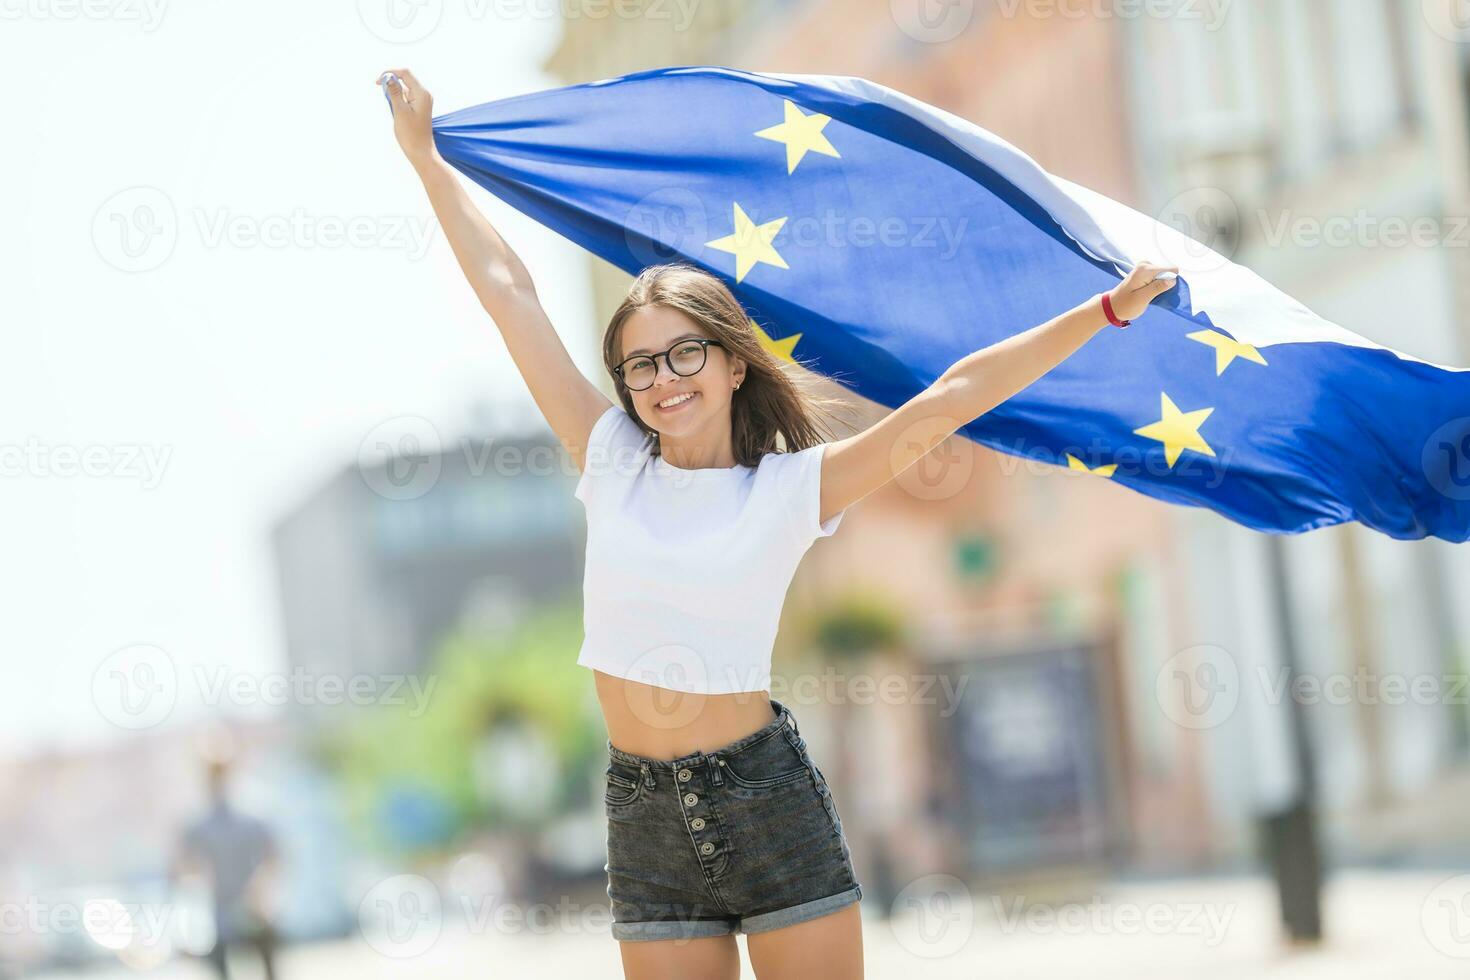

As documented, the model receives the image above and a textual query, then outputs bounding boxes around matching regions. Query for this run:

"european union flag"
[430,65,1470,543]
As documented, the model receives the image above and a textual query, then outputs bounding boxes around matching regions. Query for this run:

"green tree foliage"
[320,595,603,857]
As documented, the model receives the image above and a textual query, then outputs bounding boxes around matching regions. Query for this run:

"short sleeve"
[774,442,845,541]
[574,403,650,506]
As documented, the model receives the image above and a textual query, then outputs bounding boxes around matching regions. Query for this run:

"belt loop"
[707,752,724,786]
[640,762,655,790]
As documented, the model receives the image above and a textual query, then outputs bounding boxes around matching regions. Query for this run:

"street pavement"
[29,869,1470,979]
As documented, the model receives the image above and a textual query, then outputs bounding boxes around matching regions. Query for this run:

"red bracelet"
[1100,291,1130,329]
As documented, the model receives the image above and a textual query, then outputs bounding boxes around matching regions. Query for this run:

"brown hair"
[601,263,856,465]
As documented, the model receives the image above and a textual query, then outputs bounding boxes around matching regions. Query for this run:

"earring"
[734,382,742,390]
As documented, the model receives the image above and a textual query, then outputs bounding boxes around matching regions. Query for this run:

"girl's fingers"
[394,68,425,96]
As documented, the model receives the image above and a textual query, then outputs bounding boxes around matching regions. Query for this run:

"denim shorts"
[601,697,863,942]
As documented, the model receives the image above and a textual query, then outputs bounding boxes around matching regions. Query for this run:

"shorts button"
[699,841,715,856]
[678,768,691,782]
[683,793,698,807]
[690,817,705,830]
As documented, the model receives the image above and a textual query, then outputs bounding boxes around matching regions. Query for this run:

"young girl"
[379,67,1177,980]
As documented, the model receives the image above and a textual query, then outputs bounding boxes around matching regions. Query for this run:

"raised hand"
[1105,261,1180,323]
[377,68,437,166]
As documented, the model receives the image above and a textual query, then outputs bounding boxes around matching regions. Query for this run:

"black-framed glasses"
[614,338,725,391]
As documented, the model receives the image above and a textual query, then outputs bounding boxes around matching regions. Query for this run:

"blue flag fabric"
[429,65,1470,543]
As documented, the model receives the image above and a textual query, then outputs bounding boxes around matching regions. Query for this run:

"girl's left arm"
[817,263,1179,525]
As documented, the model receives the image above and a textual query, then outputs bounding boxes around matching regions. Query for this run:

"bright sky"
[0,0,596,753]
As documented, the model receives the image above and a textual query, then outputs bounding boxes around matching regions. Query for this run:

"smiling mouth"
[655,392,699,412]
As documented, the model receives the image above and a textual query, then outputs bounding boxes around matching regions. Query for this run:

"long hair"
[600,263,857,465]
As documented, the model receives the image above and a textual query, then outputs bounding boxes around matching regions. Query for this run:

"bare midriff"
[592,668,779,761]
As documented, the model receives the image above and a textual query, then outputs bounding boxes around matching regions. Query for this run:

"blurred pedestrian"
[171,759,281,980]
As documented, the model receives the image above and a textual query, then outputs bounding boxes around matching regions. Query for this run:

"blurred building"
[271,426,584,704]
[1124,0,1470,863]
[540,0,1470,904]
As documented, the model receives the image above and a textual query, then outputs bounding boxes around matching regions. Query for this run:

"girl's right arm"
[378,68,613,473]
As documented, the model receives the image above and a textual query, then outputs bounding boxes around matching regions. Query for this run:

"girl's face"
[618,305,745,440]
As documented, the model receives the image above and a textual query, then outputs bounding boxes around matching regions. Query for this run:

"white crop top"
[573,402,845,695]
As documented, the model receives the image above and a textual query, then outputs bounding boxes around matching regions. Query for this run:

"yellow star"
[1133,392,1216,468]
[1066,454,1117,478]
[749,319,801,363]
[1187,328,1268,376]
[754,100,841,174]
[705,202,789,283]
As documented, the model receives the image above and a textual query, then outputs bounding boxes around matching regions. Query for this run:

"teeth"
[658,392,695,409]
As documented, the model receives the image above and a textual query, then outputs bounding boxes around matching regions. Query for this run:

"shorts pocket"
[605,765,643,807]
[720,729,810,790]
